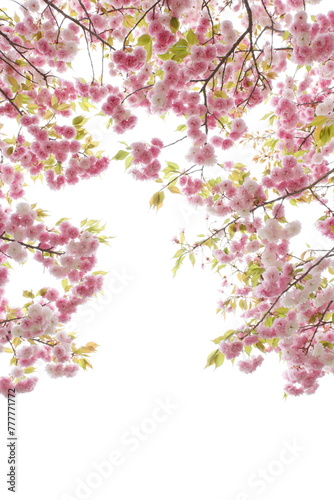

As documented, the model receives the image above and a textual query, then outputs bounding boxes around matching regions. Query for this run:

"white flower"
[149,92,167,110]
[285,320,298,337]
[7,242,27,263]
[312,153,323,164]
[28,304,43,318]
[42,306,54,320]
[294,32,310,47]
[282,291,296,307]
[282,220,301,239]
[244,178,258,196]
[316,98,333,117]
[25,0,40,12]
[282,89,295,100]
[258,218,283,242]
[16,202,32,215]
[11,325,24,337]
[64,41,79,57]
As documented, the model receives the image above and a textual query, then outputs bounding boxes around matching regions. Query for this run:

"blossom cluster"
[1,0,334,398]
[0,201,104,395]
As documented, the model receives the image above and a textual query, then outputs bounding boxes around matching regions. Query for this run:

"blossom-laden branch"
[1,0,334,398]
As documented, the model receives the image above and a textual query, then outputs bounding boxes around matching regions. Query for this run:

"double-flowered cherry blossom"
[1,0,334,396]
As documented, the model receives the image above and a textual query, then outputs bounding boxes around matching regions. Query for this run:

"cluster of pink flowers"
[147,19,176,54]
[317,217,334,239]
[289,11,334,64]
[237,355,264,374]
[113,47,147,73]
[201,177,265,220]
[274,97,299,130]
[101,93,138,134]
[0,114,110,193]
[219,340,243,360]
[0,376,38,396]
[45,362,79,378]
[130,139,164,180]
[179,176,203,197]
[0,199,104,394]
[1,0,334,399]
[263,156,309,194]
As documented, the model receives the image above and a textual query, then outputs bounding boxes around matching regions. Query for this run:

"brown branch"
[121,84,154,104]
[123,0,161,49]
[6,335,16,357]
[304,301,333,354]
[42,0,115,50]
[164,135,188,148]
[0,234,64,255]
[30,337,56,347]
[251,246,334,332]
[251,167,334,212]
[0,87,22,115]
[1,316,24,326]
[0,31,52,83]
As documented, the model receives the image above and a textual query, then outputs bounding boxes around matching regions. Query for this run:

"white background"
[1,0,334,498]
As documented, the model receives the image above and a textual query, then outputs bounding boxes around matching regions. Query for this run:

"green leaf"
[79,98,96,111]
[222,329,235,340]
[145,39,152,61]
[261,112,273,121]
[158,51,172,61]
[7,75,19,91]
[212,336,224,344]
[112,150,129,160]
[172,255,184,276]
[125,155,133,169]
[168,185,181,194]
[186,29,198,45]
[244,345,252,355]
[275,307,289,316]
[175,124,187,132]
[214,351,225,368]
[170,17,180,33]
[170,39,189,61]
[189,253,195,266]
[137,34,151,46]
[206,348,219,368]
[166,161,179,170]
[317,124,334,147]
[255,341,266,353]
[72,115,85,126]
[61,278,69,291]
[78,358,87,370]
[56,217,70,226]
[51,95,58,107]
[173,249,184,258]
[149,191,165,209]
[293,150,306,157]
[24,367,36,374]
[309,115,328,127]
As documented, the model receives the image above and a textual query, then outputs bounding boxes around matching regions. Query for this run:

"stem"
[6,335,16,357]
[304,301,333,354]
[122,0,161,49]
[251,246,334,332]
[42,0,115,50]
[251,167,334,212]
[0,234,64,256]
